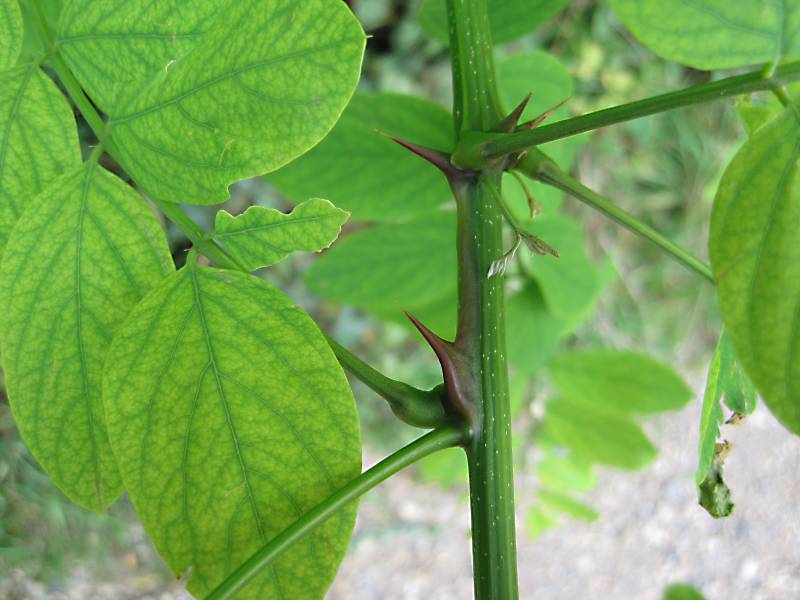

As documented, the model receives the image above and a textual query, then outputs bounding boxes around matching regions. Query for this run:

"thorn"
[404,311,473,422]
[497,93,532,133]
[518,97,570,130]
[376,130,458,179]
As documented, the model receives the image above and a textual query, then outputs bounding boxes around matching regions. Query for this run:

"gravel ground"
[4,397,799,600]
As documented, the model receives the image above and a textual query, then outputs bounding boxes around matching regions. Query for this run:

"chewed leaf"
[0,64,81,251]
[0,164,174,510]
[698,444,735,519]
[214,199,349,271]
[58,0,366,205]
[103,263,361,599]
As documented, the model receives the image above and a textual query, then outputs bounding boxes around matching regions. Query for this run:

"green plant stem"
[458,60,800,165]
[205,425,466,600]
[325,337,447,428]
[447,1,519,598]
[519,150,713,282]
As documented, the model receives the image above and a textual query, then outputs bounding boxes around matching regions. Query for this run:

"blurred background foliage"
[2,0,745,594]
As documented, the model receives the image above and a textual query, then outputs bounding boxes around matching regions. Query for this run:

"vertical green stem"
[446,2,519,598]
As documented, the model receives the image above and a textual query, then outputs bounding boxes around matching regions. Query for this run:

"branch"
[454,60,800,166]
[325,336,447,428]
[205,426,467,600]
[517,150,713,283]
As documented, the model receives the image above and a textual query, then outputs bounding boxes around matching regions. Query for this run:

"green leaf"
[269,93,454,222]
[710,109,800,435]
[0,64,81,251]
[506,283,567,377]
[213,199,349,271]
[418,0,568,46]
[550,350,693,414]
[663,584,708,600]
[0,164,174,510]
[103,263,361,599]
[526,505,558,538]
[698,449,735,518]
[735,96,779,137]
[58,0,366,205]
[0,0,23,69]
[541,398,657,470]
[696,336,727,486]
[609,0,800,70]
[536,454,597,494]
[537,489,598,522]
[718,330,758,415]
[305,212,457,315]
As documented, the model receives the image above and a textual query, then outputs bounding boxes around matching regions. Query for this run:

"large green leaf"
[550,350,692,414]
[418,0,568,46]
[0,164,174,510]
[0,63,81,251]
[0,0,22,69]
[609,0,800,70]
[710,109,800,434]
[305,212,457,315]
[103,262,361,599]
[541,398,657,470]
[270,93,454,222]
[213,199,348,271]
[58,0,365,205]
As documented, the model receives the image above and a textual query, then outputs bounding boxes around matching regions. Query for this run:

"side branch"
[457,61,800,166]
[205,426,467,600]
[518,150,713,282]
[325,337,448,428]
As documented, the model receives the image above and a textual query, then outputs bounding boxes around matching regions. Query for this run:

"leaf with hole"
[57,0,365,204]
[710,108,800,435]
[103,262,361,598]
[609,0,800,70]
[213,198,349,271]
[0,164,174,510]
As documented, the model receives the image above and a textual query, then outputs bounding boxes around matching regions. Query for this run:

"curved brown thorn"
[376,130,460,181]
[404,310,475,423]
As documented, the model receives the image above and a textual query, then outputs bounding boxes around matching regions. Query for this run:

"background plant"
[4,1,800,600]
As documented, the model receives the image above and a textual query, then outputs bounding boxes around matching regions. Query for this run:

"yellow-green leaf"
[58,0,366,205]
[214,199,349,271]
[0,164,174,510]
[103,263,361,599]
[0,64,80,251]
[0,0,22,69]
[710,109,800,434]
